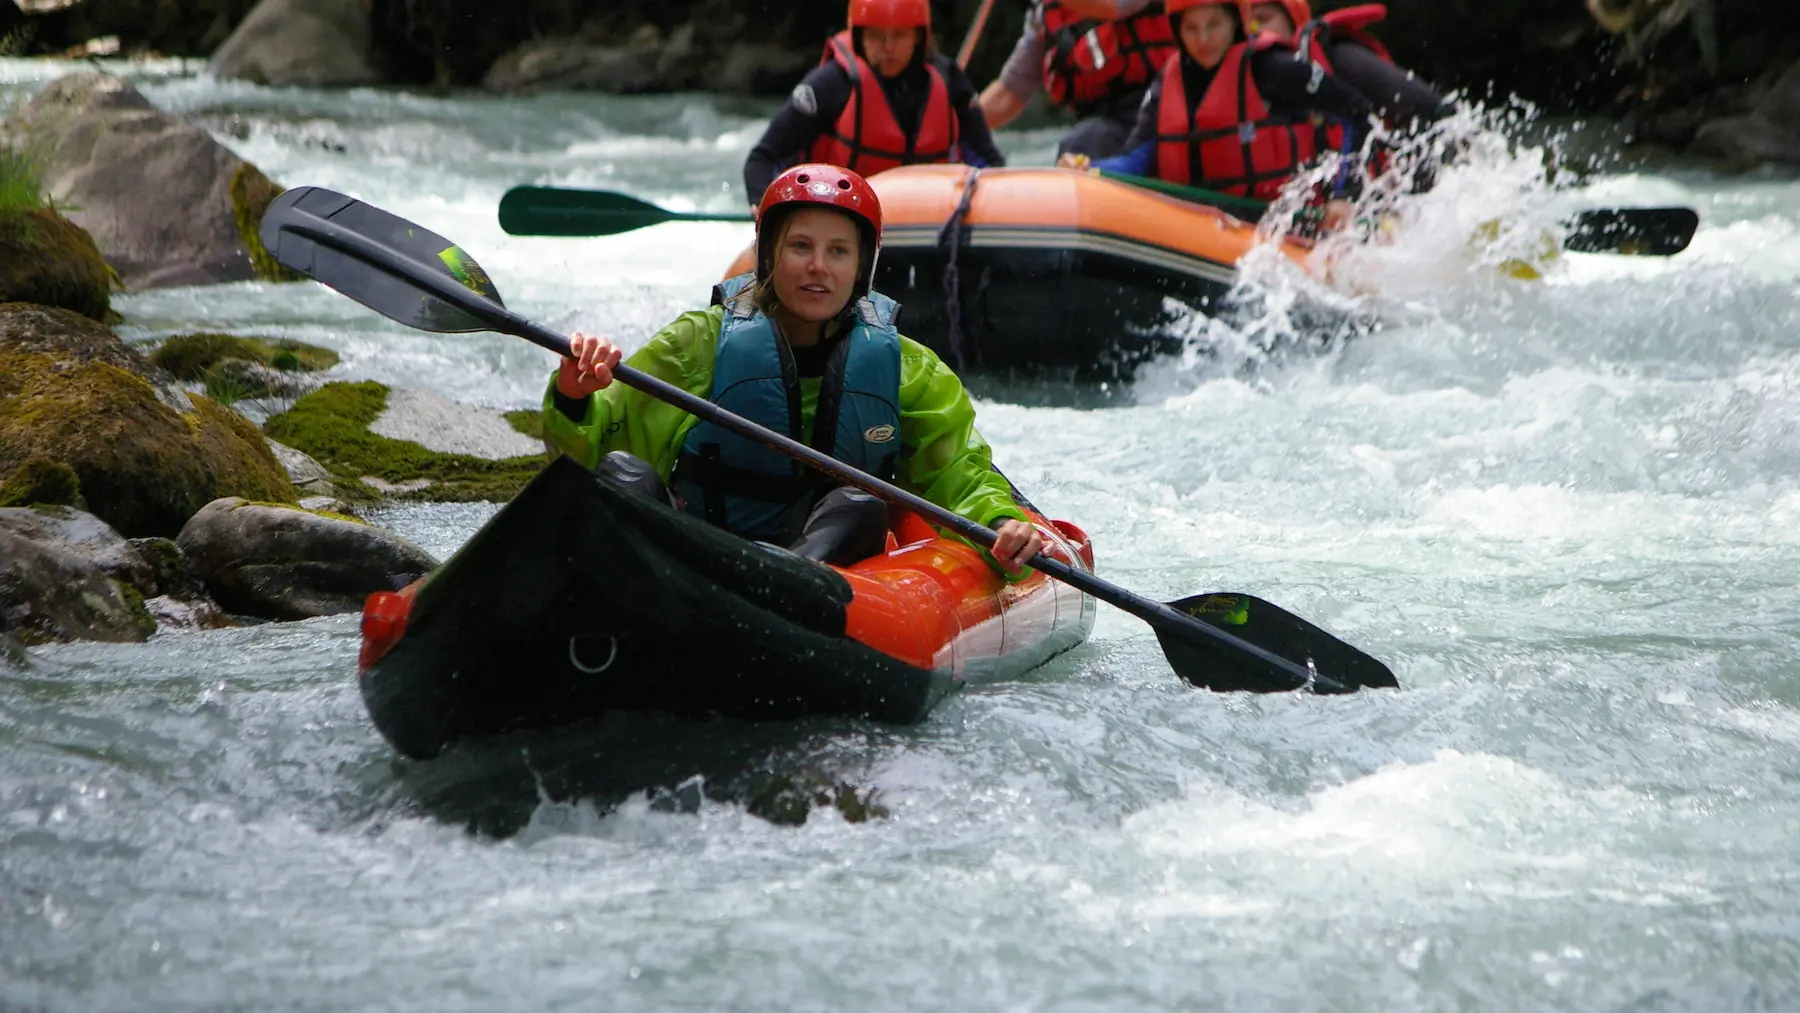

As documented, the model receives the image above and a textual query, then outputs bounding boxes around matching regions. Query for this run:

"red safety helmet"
[1166,0,1253,24]
[847,0,931,29]
[1247,0,1310,34]
[755,164,884,300]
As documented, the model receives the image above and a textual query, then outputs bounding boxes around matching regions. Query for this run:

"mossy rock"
[0,306,297,538]
[504,409,544,441]
[0,208,113,321]
[230,164,303,283]
[0,456,79,507]
[264,381,546,503]
[149,332,339,381]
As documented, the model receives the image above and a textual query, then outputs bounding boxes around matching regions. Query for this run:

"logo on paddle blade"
[863,424,897,443]
[438,246,493,297]
[1186,595,1250,626]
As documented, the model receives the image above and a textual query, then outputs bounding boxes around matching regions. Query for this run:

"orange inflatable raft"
[726,165,1317,379]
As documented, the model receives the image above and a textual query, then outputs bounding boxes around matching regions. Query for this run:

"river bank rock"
[208,0,380,87]
[0,71,297,289]
[0,207,113,322]
[1689,59,1800,166]
[0,505,156,644]
[177,497,437,619]
[148,331,338,404]
[263,381,546,503]
[0,302,296,539]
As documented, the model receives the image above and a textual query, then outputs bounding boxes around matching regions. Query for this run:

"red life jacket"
[1295,6,1391,164]
[1039,0,1178,112]
[1295,4,1392,72]
[809,31,961,177]
[1153,40,1320,200]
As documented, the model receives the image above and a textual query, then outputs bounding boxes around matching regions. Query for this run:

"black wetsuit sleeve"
[1326,42,1448,130]
[1119,76,1163,153]
[942,59,1006,167]
[743,63,854,205]
[1249,47,1375,127]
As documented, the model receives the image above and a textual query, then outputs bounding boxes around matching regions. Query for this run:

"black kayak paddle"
[260,185,1399,695]
[497,180,1699,259]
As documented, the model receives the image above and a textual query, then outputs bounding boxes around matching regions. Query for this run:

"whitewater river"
[5,59,1800,1012]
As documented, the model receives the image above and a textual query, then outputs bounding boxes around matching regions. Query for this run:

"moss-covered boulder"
[264,381,547,502]
[177,497,437,620]
[150,332,339,380]
[2,71,297,289]
[0,456,80,508]
[0,207,113,321]
[0,303,296,538]
[0,505,157,645]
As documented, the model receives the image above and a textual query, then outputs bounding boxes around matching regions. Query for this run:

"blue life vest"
[673,274,904,542]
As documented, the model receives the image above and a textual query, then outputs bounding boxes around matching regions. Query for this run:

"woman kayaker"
[1057,0,1377,222]
[547,163,1046,574]
[742,0,1006,212]
[1244,1,1450,132]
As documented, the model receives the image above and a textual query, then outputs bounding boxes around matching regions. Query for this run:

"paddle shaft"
[281,210,1335,693]
[956,0,997,69]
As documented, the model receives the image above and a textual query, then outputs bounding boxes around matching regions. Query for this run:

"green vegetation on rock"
[263,381,546,503]
[150,332,339,380]
[230,164,303,283]
[0,207,113,322]
[504,409,544,440]
[0,456,79,507]
[0,146,45,213]
[110,579,157,639]
[1,325,297,537]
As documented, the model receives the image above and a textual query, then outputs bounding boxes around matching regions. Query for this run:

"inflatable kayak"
[725,165,1317,379]
[357,456,1098,760]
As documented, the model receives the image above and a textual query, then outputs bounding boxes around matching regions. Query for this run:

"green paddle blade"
[1160,593,1398,694]
[260,186,504,333]
[1561,206,1699,256]
[498,186,756,237]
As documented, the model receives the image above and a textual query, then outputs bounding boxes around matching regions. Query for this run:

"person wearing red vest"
[1246,1,1449,131]
[977,0,1179,159]
[1066,0,1375,208]
[743,0,1004,210]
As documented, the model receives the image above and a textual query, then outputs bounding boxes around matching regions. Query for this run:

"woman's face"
[770,208,861,326]
[1179,5,1238,69]
[860,27,918,77]
[1250,2,1296,37]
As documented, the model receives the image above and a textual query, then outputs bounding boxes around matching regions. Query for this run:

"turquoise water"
[5,58,1800,1012]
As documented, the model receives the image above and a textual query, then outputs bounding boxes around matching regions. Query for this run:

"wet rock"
[209,0,380,87]
[127,536,209,601]
[0,629,26,668]
[482,24,662,93]
[0,71,295,289]
[702,41,809,95]
[0,303,296,538]
[0,507,156,644]
[0,207,112,321]
[1691,61,1800,165]
[148,332,338,382]
[0,504,154,592]
[177,497,438,620]
[268,439,335,496]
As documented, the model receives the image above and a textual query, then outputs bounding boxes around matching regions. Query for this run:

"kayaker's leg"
[787,487,888,565]
[1055,114,1131,161]
[596,450,674,505]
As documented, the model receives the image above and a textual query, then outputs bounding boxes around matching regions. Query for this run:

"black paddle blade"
[1562,206,1699,257]
[1159,593,1398,694]
[260,186,504,332]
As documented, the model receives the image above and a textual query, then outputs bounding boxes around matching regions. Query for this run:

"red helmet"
[755,164,884,300]
[1166,0,1252,23]
[848,0,931,29]
[1247,0,1310,34]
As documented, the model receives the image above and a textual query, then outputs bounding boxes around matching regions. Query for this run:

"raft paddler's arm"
[943,59,1007,167]
[893,336,1036,578]
[541,307,723,478]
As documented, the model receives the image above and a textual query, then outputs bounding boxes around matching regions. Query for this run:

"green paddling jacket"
[542,304,1032,544]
